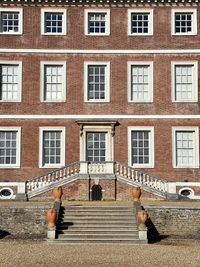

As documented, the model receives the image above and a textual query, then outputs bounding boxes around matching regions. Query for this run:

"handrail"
[114,162,168,194]
[26,162,80,193]
[25,161,169,198]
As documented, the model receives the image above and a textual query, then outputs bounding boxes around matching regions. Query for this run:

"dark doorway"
[91,185,102,201]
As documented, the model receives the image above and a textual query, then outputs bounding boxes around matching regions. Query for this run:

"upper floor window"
[41,9,67,35]
[40,61,66,102]
[172,9,197,35]
[172,61,198,102]
[0,127,21,168]
[128,9,153,36]
[128,62,153,102]
[128,126,154,168]
[0,8,23,34]
[84,62,110,102]
[0,61,22,102]
[172,127,199,168]
[85,9,110,36]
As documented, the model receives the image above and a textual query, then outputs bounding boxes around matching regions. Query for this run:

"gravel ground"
[0,239,200,267]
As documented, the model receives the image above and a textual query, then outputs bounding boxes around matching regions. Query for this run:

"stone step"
[49,239,147,244]
[58,233,139,239]
[60,213,135,216]
[65,206,135,210]
[58,225,138,231]
[59,215,136,220]
[57,229,138,234]
[58,220,137,226]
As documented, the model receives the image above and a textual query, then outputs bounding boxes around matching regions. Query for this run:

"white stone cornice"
[0,0,199,7]
[1,114,200,119]
[1,48,200,54]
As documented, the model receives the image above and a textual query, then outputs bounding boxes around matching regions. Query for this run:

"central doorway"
[91,184,102,201]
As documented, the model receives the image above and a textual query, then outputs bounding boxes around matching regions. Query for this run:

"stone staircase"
[54,205,147,244]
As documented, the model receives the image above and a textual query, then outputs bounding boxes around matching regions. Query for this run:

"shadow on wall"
[0,230,10,239]
[146,217,169,244]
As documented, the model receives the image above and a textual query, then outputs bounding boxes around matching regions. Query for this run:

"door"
[91,184,102,201]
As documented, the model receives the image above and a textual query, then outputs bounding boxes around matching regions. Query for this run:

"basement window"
[0,187,14,199]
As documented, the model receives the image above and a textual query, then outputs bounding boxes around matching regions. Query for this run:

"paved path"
[0,239,200,267]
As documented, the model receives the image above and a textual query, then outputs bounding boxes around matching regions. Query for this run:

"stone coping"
[0,199,200,208]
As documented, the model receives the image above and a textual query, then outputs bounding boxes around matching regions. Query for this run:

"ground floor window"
[0,127,21,168]
[39,127,65,168]
[128,126,154,168]
[173,127,199,168]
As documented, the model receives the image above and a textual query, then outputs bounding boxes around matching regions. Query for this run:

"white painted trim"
[127,61,153,103]
[171,9,197,36]
[3,48,200,54]
[40,61,66,102]
[0,8,23,35]
[39,127,66,168]
[128,9,153,36]
[41,8,67,36]
[171,61,198,103]
[128,126,154,168]
[84,9,110,36]
[174,182,200,186]
[0,127,21,168]
[0,187,14,199]
[84,61,110,102]
[172,126,199,168]
[0,60,22,102]
[178,187,194,197]
[2,114,200,120]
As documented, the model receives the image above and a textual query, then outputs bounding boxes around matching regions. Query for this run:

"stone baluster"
[63,168,66,178]
[120,165,123,176]
[146,175,149,185]
[123,166,127,176]
[134,171,138,182]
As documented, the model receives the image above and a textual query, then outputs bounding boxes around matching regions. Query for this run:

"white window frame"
[128,126,154,168]
[84,9,110,36]
[40,61,66,102]
[171,61,198,103]
[172,127,199,168]
[0,8,23,35]
[41,9,67,35]
[128,61,153,103]
[0,60,22,102]
[39,127,66,168]
[171,9,197,36]
[0,127,21,168]
[84,61,110,103]
[128,9,153,36]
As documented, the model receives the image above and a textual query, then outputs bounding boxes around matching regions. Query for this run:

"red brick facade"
[0,1,200,199]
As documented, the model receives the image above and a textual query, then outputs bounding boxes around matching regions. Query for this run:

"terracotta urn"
[137,210,148,228]
[132,187,142,202]
[46,208,57,228]
[53,186,63,202]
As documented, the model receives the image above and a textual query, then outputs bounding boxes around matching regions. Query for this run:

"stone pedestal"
[47,227,56,240]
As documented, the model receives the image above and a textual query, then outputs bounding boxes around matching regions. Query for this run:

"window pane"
[42,130,62,165]
[176,131,194,167]
[44,65,63,101]
[87,65,106,101]
[86,132,106,162]
[0,65,19,101]
[88,13,106,34]
[131,131,150,165]
[0,131,17,165]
